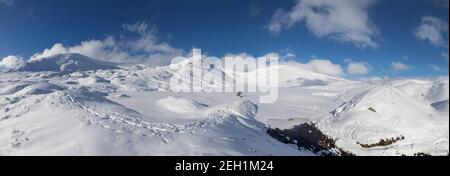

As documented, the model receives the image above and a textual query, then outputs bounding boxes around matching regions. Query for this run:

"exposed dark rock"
[414,152,431,156]
[368,107,377,113]
[356,136,405,148]
[267,123,355,156]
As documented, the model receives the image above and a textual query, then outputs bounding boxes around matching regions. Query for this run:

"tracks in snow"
[62,88,252,142]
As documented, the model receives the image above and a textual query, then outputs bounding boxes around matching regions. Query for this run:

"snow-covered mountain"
[0,53,448,156]
[15,53,117,73]
[319,85,448,156]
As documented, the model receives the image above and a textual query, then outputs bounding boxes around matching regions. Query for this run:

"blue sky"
[0,0,449,78]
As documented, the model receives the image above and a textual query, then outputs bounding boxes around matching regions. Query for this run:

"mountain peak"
[16,53,117,73]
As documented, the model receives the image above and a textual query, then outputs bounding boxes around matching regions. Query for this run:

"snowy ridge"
[16,53,117,73]
[319,85,449,156]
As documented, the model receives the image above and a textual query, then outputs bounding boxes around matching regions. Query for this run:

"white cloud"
[347,62,372,74]
[429,64,446,72]
[442,52,449,61]
[295,59,344,77]
[31,22,183,66]
[282,53,297,60]
[413,16,449,47]
[0,55,24,70]
[343,58,353,63]
[267,0,379,48]
[224,52,296,63]
[122,22,152,35]
[30,43,69,60]
[224,52,255,59]
[391,61,411,71]
[0,0,14,6]
[249,3,261,17]
[430,0,449,8]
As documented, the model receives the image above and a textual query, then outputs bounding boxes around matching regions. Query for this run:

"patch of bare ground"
[267,123,355,156]
[356,136,405,148]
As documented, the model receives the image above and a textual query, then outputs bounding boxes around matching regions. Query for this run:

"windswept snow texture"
[0,53,448,156]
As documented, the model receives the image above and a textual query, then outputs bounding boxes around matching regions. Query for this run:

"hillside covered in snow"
[0,53,448,156]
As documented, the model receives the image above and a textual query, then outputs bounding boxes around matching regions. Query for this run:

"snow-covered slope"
[1,54,311,156]
[253,64,349,87]
[432,100,449,116]
[0,53,448,156]
[319,85,449,156]
[391,78,449,117]
[166,56,350,90]
[393,79,449,103]
[0,88,302,155]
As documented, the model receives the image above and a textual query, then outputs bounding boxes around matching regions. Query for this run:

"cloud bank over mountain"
[30,22,183,66]
[267,0,379,48]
